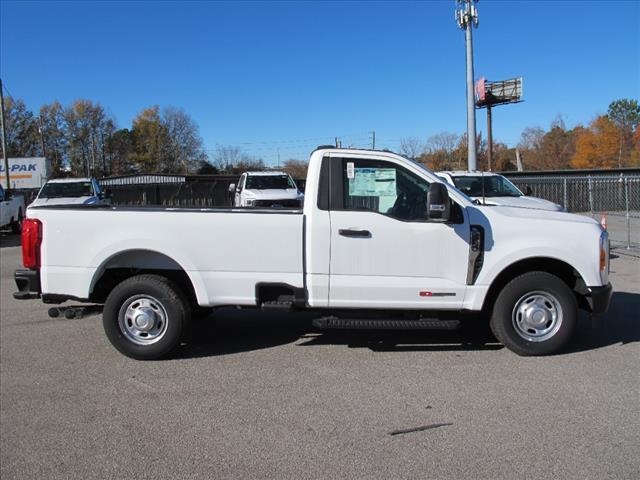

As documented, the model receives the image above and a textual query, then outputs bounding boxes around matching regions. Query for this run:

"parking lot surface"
[1,232,639,480]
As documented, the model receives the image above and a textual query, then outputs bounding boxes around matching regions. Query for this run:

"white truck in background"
[14,147,611,360]
[437,171,565,211]
[0,184,25,233]
[229,171,304,207]
[29,178,111,207]
[0,157,51,190]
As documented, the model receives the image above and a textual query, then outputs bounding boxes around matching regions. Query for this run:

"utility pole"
[0,78,10,189]
[101,132,106,176]
[455,0,479,171]
[371,130,376,150]
[91,135,97,177]
[486,103,492,170]
[38,115,47,159]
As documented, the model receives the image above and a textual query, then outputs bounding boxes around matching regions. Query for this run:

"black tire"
[103,274,190,360]
[490,271,577,356]
[11,208,23,234]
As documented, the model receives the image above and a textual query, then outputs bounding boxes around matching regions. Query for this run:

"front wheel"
[103,274,190,360]
[490,272,577,356]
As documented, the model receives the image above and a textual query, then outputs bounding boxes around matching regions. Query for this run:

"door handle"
[339,228,371,238]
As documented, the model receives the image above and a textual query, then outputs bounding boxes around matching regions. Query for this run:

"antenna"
[481,170,486,205]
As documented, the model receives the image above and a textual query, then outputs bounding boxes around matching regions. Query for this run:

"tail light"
[21,218,42,269]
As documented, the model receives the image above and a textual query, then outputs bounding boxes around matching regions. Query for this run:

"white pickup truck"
[14,147,612,360]
[230,171,304,207]
[0,185,25,233]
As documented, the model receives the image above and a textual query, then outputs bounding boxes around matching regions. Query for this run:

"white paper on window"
[349,168,396,196]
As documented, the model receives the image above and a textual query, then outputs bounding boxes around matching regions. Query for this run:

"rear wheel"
[490,271,577,356]
[103,274,190,360]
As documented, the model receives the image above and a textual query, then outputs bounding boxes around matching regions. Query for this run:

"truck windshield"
[39,182,93,198]
[245,175,295,190]
[452,175,522,197]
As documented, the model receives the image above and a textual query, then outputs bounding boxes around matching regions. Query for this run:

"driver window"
[342,159,430,221]
[238,175,245,192]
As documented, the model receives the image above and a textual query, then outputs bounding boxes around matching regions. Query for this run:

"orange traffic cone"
[600,213,607,230]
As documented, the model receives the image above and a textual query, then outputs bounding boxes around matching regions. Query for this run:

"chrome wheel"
[511,290,563,342]
[118,295,168,346]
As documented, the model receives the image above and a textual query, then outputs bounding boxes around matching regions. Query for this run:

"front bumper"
[586,283,613,314]
[13,269,41,300]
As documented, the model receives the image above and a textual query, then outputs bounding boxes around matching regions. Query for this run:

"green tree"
[607,98,640,167]
[162,106,207,173]
[39,101,67,175]
[130,106,171,173]
[63,99,115,176]
[106,129,134,175]
[3,97,39,157]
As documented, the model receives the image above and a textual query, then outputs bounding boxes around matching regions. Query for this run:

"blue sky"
[1,0,639,165]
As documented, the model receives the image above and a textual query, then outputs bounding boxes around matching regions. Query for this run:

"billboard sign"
[475,77,523,108]
[0,157,52,189]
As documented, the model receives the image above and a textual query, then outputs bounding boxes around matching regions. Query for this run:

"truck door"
[327,155,470,310]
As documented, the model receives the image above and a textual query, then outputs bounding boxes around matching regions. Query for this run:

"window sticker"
[349,168,397,197]
[347,162,355,179]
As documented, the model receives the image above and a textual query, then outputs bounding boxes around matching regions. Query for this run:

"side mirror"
[524,186,532,196]
[229,183,236,193]
[426,183,451,222]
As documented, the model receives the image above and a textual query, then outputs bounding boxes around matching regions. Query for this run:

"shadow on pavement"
[0,232,21,248]
[173,308,503,360]
[569,291,640,353]
[173,291,639,360]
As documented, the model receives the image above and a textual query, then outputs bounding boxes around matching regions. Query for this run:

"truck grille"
[254,199,301,208]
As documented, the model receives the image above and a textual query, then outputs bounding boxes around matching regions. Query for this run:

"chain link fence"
[506,173,640,251]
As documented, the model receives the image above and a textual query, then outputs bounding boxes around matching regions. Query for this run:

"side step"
[312,316,460,331]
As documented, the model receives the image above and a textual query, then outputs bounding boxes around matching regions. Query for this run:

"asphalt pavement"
[1,231,639,480]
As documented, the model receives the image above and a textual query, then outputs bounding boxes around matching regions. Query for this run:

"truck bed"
[29,205,304,306]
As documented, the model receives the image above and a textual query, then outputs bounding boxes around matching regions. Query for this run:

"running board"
[312,316,460,330]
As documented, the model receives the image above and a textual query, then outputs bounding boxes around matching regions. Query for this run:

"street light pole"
[0,78,10,189]
[456,0,479,171]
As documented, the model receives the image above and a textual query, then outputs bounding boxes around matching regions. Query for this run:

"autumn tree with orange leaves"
[571,115,621,169]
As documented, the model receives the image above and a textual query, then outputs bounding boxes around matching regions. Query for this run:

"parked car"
[30,178,111,207]
[14,147,611,360]
[0,185,25,233]
[436,171,565,211]
[229,171,304,207]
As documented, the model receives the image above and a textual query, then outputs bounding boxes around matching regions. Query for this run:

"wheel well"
[90,250,198,306]
[482,257,586,313]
